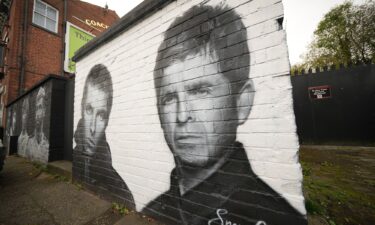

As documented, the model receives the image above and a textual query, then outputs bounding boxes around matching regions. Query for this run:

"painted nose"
[177,96,192,123]
[90,117,96,135]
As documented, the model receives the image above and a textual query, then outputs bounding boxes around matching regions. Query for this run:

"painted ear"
[236,80,254,125]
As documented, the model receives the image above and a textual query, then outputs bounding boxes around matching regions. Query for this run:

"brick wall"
[67,0,119,36]
[73,0,307,224]
[1,0,119,108]
[1,0,23,117]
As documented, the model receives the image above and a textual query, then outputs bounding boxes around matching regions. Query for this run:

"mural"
[4,107,13,155]
[73,1,307,225]
[139,4,306,225]
[73,64,135,207]
[6,83,51,163]
[28,87,49,162]
[18,97,29,157]
[10,107,17,136]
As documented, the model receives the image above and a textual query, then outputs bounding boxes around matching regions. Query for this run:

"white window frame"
[32,0,59,33]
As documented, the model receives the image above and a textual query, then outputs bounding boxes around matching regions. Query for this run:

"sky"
[83,0,367,65]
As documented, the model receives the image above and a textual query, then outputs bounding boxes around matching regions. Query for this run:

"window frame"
[32,0,59,33]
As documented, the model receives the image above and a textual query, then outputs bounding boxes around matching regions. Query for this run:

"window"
[32,0,58,33]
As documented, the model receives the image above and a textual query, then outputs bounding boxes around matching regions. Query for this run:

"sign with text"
[85,19,109,29]
[309,85,332,100]
[64,22,95,73]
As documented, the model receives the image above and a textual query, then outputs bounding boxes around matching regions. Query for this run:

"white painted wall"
[74,0,306,216]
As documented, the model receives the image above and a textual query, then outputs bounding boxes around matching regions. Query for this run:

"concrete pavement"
[0,156,160,225]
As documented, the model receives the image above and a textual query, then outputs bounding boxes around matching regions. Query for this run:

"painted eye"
[97,112,105,121]
[85,105,93,115]
[161,94,176,105]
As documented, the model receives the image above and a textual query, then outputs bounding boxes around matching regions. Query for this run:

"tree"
[295,0,375,71]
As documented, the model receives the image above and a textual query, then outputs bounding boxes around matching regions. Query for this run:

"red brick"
[0,0,119,125]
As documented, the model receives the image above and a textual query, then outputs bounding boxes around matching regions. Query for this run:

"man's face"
[35,95,45,128]
[22,101,27,124]
[82,84,109,156]
[158,52,238,167]
[11,112,16,134]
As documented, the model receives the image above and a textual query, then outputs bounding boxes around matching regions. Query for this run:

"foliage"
[32,162,48,172]
[291,63,307,75]
[295,0,375,71]
[301,147,375,225]
[53,174,70,182]
[112,202,129,215]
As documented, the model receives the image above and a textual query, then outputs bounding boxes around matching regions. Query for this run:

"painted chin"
[173,137,210,167]
[177,152,209,167]
[83,149,94,156]
[84,139,96,156]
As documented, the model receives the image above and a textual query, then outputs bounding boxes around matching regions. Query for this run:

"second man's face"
[82,84,109,156]
[35,96,44,128]
[158,52,238,168]
[22,101,28,124]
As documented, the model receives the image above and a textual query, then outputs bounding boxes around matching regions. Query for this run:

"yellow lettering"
[84,19,109,29]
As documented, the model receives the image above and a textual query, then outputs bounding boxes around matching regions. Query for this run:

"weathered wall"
[6,77,67,163]
[73,0,307,224]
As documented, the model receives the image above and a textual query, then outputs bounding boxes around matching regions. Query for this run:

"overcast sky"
[83,0,367,65]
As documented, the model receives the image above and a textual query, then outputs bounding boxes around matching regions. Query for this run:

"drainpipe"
[61,0,67,76]
[19,0,29,95]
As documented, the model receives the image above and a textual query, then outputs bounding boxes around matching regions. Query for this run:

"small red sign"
[308,85,332,100]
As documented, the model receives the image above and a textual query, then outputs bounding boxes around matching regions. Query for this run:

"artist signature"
[208,209,267,225]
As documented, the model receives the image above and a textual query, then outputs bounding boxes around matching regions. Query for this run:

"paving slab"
[48,160,72,180]
[0,156,163,225]
[0,156,110,225]
[114,213,164,225]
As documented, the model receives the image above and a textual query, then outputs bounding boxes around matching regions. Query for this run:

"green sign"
[65,22,95,73]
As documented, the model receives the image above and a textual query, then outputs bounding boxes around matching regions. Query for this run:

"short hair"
[81,64,113,118]
[154,4,250,95]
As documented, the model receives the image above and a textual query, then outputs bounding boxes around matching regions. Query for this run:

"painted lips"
[175,135,202,144]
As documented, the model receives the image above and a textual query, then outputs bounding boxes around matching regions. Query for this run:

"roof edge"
[6,75,69,108]
[72,0,174,62]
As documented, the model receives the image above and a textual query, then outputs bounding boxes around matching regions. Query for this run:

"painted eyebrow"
[159,85,178,96]
[186,81,214,91]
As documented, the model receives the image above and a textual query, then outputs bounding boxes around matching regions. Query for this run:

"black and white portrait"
[5,107,14,155]
[5,107,11,137]
[10,108,17,136]
[28,87,49,162]
[73,64,135,207]
[18,97,30,157]
[140,4,307,225]
[74,0,307,223]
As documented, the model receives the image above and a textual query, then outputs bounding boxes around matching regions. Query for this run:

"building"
[0,0,119,127]
[71,0,308,223]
